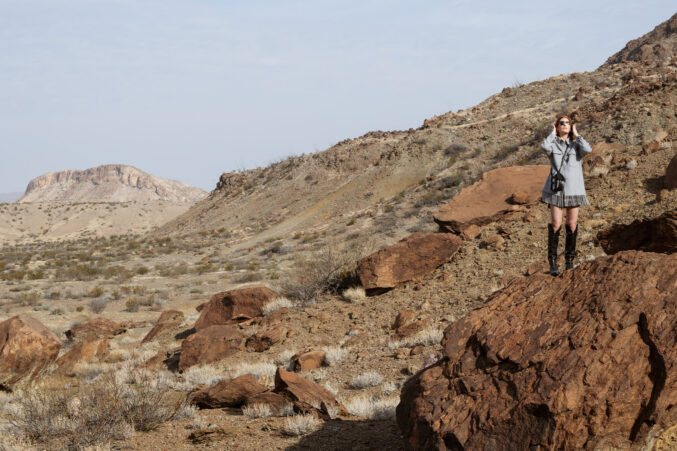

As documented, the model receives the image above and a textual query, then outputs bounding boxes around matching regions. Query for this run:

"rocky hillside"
[18,164,206,203]
[157,12,677,251]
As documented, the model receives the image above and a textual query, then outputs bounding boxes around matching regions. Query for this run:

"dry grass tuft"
[322,346,349,366]
[350,372,383,389]
[262,296,293,314]
[341,393,399,419]
[341,286,366,303]
[241,402,294,418]
[388,327,444,349]
[282,414,321,436]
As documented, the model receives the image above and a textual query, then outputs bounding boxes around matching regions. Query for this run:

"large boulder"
[397,250,677,450]
[189,374,268,408]
[357,232,462,294]
[141,310,184,344]
[194,287,278,331]
[55,338,110,375]
[245,324,289,352]
[178,325,243,371]
[65,318,126,342]
[0,315,61,388]
[597,209,677,254]
[274,368,348,419]
[433,165,550,233]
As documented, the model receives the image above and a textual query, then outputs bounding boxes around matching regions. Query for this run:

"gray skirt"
[541,192,590,208]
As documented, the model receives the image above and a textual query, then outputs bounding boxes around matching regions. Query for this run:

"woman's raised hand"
[551,124,556,135]
[572,124,579,137]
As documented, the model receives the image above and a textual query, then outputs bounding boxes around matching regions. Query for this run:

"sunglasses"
[558,120,571,126]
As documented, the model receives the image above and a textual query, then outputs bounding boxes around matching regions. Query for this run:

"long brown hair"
[555,115,575,140]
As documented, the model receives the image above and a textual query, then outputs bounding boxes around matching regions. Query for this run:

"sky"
[0,1,675,194]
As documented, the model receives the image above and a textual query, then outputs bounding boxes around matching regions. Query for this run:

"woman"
[541,115,592,276]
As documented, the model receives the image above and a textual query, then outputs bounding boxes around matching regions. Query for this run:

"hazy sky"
[1,1,674,194]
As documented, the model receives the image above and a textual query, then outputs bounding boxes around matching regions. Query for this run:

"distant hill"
[18,164,207,203]
[0,192,22,203]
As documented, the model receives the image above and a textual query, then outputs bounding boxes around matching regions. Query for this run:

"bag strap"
[548,140,571,177]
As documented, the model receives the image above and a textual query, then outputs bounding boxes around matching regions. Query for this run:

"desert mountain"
[158,12,677,250]
[17,164,206,203]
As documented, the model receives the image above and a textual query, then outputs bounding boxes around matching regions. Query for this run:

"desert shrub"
[242,402,294,418]
[236,272,262,283]
[283,240,373,305]
[135,266,149,275]
[443,142,467,156]
[75,306,84,312]
[388,326,443,349]
[341,286,366,303]
[16,291,41,306]
[125,297,140,312]
[88,287,105,298]
[322,346,349,366]
[89,296,110,313]
[55,264,101,281]
[341,393,399,419]
[5,375,189,448]
[282,414,320,436]
[262,297,293,314]
[350,372,383,389]
[196,263,214,275]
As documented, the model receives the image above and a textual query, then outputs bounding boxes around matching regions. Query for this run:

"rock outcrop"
[189,374,269,409]
[55,338,110,375]
[194,287,278,331]
[18,164,206,203]
[178,325,243,371]
[397,250,677,450]
[65,318,127,342]
[597,209,677,254]
[0,315,61,388]
[274,368,348,419]
[433,165,550,234]
[357,232,462,294]
[142,310,185,344]
[665,153,677,190]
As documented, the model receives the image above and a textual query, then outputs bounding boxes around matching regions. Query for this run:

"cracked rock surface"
[397,250,677,450]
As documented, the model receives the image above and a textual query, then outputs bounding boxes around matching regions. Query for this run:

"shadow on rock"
[285,419,405,451]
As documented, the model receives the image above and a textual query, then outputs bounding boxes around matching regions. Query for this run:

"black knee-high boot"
[565,224,578,270]
[548,224,560,276]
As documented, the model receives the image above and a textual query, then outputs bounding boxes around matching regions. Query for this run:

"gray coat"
[541,132,592,207]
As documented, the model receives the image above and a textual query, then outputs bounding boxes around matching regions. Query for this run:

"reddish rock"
[397,250,677,450]
[65,318,126,342]
[392,310,416,330]
[482,234,505,250]
[0,315,61,388]
[141,310,184,344]
[597,209,677,254]
[665,153,677,190]
[56,338,110,374]
[434,165,550,233]
[394,348,411,359]
[395,320,430,339]
[178,325,243,371]
[245,324,289,352]
[357,232,461,294]
[509,190,530,205]
[292,350,326,371]
[189,374,268,408]
[274,368,348,419]
[460,224,481,240]
[194,287,278,331]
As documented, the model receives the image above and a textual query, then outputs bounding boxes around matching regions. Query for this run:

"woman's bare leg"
[550,205,563,231]
[565,207,579,230]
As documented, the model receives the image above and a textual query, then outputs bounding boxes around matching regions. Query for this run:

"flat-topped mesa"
[18,164,206,203]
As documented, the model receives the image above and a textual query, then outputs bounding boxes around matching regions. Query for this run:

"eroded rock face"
[65,318,127,342]
[397,250,677,450]
[178,325,243,371]
[0,315,61,388]
[142,310,184,344]
[357,232,462,294]
[189,374,268,408]
[433,165,550,234]
[274,368,348,419]
[56,338,110,375]
[597,209,677,254]
[245,325,289,352]
[194,287,278,331]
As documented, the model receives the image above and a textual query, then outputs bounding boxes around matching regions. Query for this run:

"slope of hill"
[157,13,676,252]
[18,164,206,203]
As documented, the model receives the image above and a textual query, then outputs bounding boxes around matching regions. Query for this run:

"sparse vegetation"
[282,414,321,436]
